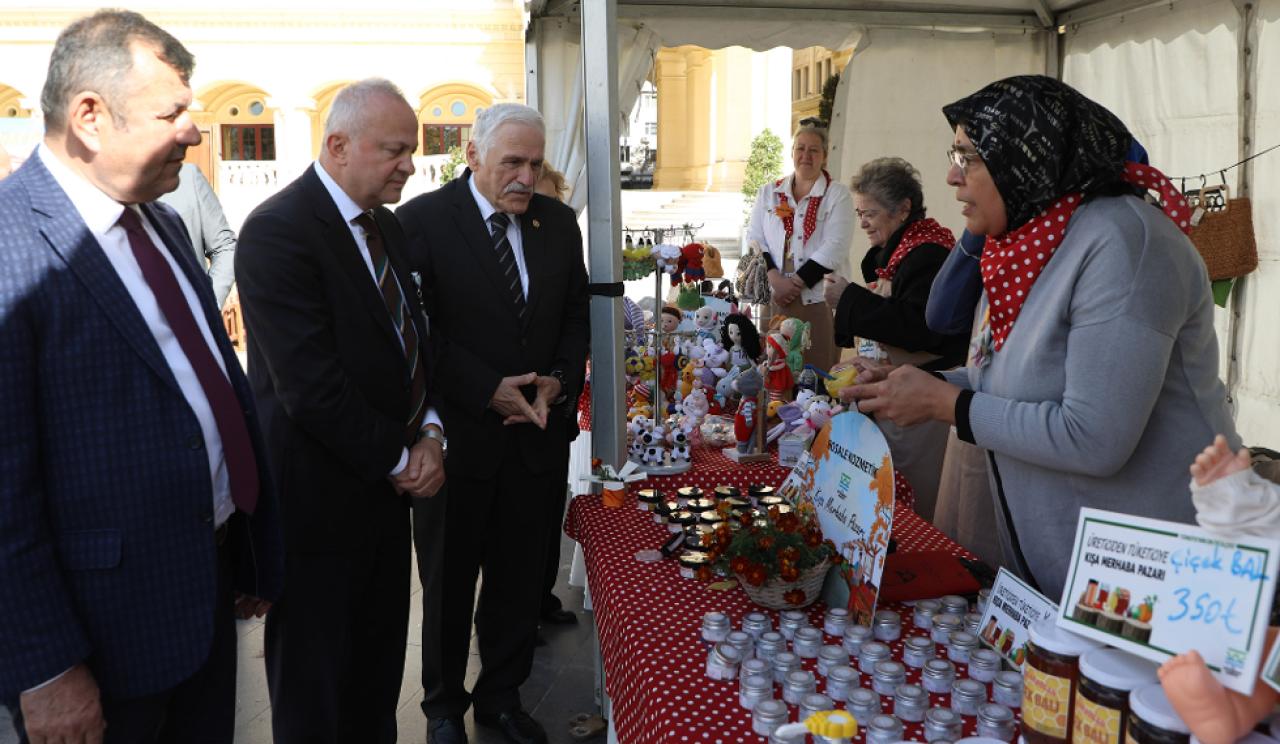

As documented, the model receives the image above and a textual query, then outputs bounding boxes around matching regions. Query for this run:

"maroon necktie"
[119,207,259,515]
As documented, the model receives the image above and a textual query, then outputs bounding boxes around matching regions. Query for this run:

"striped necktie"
[353,211,428,439]
[487,212,527,321]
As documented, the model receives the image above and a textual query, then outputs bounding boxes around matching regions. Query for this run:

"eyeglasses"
[854,208,882,221]
[799,116,824,128]
[947,147,981,173]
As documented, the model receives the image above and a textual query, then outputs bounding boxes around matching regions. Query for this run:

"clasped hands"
[833,359,960,427]
[768,269,806,306]
[391,425,445,499]
[489,372,561,430]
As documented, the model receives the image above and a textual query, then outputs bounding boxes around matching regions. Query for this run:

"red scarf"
[982,162,1192,351]
[776,170,832,258]
[875,218,956,283]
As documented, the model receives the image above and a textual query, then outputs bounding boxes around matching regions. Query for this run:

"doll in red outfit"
[763,333,793,402]
[733,366,764,453]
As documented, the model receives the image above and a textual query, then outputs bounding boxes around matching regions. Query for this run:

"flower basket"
[737,558,831,610]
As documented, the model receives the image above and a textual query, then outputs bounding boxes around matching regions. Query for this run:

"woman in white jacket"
[745,123,853,370]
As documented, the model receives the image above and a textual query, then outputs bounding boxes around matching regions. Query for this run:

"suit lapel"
[519,200,546,324]
[449,174,523,326]
[21,158,182,394]
[303,170,404,360]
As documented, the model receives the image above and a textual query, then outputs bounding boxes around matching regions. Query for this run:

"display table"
[567,493,1015,743]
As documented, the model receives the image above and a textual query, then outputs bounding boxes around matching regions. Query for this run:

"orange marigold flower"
[780,563,800,582]
[730,556,750,575]
[716,500,733,517]
[695,566,713,581]
[780,546,800,563]
[784,588,806,606]
[804,530,822,548]
[777,513,801,533]
[738,512,754,527]
[758,535,775,551]
[768,506,781,521]
[745,564,768,586]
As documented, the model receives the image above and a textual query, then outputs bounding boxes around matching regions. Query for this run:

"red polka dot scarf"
[980,162,1192,351]
[875,218,956,283]
[775,170,832,259]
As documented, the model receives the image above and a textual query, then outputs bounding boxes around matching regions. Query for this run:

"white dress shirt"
[38,144,235,529]
[745,172,854,305]
[312,163,441,475]
[467,173,530,298]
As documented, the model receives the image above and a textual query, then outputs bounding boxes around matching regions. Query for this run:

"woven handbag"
[1188,185,1259,281]
[735,240,771,305]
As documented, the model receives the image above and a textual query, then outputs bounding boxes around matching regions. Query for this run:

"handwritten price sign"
[1058,508,1279,695]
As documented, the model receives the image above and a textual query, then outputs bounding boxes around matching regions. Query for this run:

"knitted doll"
[692,305,718,344]
[721,313,762,370]
[733,366,764,454]
[763,333,793,402]
[779,316,811,379]
[676,242,705,285]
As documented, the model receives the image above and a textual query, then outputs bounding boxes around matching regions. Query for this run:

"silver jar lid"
[969,648,1001,670]
[940,595,969,615]
[868,714,904,736]
[711,642,743,666]
[827,665,858,683]
[933,613,963,632]
[894,683,928,706]
[950,630,979,650]
[741,673,772,693]
[873,660,906,683]
[860,641,890,661]
[794,627,823,644]
[925,707,962,727]
[818,645,847,662]
[905,636,936,654]
[844,624,874,642]
[784,669,816,690]
[753,698,787,720]
[800,692,834,712]
[780,610,807,626]
[915,598,942,614]
[977,703,1014,726]
[874,609,901,627]
[922,658,957,681]
[826,607,850,620]
[952,678,987,704]
[847,688,880,710]
[772,650,799,668]
[993,671,1023,692]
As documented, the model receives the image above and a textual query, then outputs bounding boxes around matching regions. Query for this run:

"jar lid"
[869,714,903,732]
[670,510,697,525]
[1079,647,1159,692]
[848,688,878,705]
[728,630,751,644]
[953,679,986,698]
[743,673,772,691]
[970,648,1000,666]
[926,707,961,725]
[703,611,728,624]
[895,684,927,702]
[861,641,890,657]
[906,636,934,650]
[828,665,857,681]
[874,610,901,626]
[801,692,833,709]
[637,488,662,502]
[760,631,785,644]
[656,499,677,514]
[933,613,962,629]
[749,483,775,495]
[845,624,873,639]
[874,660,905,677]
[726,496,751,509]
[1129,683,1190,734]
[785,669,815,685]
[916,599,942,613]
[713,642,743,663]
[951,631,979,647]
[924,659,955,675]
[795,627,823,642]
[818,645,847,660]
[759,495,784,506]
[780,609,807,622]
[677,486,703,497]
[993,671,1022,689]
[977,703,1014,723]
[678,550,709,567]
[827,607,850,618]
[1028,617,1103,656]
[755,699,786,716]
[698,510,724,524]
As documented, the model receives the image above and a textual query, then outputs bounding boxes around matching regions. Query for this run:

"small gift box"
[582,459,646,509]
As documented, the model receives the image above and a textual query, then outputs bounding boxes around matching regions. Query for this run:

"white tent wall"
[1062,0,1280,447]
[831,28,1049,263]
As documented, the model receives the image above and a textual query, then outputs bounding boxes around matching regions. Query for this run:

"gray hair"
[850,157,927,221]
[471,103,545,163]
[41,9,194,130]
[793,124,829,153]
[324,78,410,140]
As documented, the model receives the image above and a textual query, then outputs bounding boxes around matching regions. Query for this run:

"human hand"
[1190,434,1251,487]
[503,375,561,428]
[823,274,850,307]
[767,270,802,306]
[18,663,104,744]
[842,365,959,427]
[834,358,896,392]
[392,433,446,498]
[488,372,539,422]
[234,593,272,619]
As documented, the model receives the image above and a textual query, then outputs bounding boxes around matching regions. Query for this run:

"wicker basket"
[1189,186,1259,281]
[737,558,831,610]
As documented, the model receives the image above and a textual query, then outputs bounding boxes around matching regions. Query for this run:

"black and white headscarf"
[942,75,1134,231]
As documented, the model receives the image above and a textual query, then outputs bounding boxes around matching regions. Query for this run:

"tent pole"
[1225,0,1259,414]
[525,20,541,112]
[582,0,626,470]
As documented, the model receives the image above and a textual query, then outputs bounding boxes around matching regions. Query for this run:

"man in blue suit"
[0,10,282,744]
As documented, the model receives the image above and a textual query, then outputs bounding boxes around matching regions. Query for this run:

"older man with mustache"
[397,104,589,744]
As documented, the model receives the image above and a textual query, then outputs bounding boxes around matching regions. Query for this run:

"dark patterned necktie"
[118,207,259,514]
[487,212,527,321]
[353,212,428,439]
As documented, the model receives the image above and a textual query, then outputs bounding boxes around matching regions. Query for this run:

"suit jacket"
[157,163,237,308]
[397,172,589,474]
[0,154,283,702]
[235,165,432,553]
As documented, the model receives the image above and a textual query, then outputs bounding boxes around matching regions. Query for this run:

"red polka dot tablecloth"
[566,475,1015,744]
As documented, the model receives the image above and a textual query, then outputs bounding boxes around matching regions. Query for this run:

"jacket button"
[188,434,203,450]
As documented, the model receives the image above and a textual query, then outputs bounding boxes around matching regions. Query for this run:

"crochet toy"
[763,333,793,402]
[674,282,704,311]
[702,244,724,278]
[779,316,811,378]
[721,313,762,370]
[732,366,764,454]
[675,242,705,285]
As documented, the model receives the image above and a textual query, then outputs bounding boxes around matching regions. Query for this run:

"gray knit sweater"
[943,195,1239,600]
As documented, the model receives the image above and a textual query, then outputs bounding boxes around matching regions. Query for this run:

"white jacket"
[745,172,854,305]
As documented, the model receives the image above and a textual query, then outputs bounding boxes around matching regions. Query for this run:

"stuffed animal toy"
[702,245,724,278]
[824,365,859,400]
[715,364,742,407]
[733,366,764,453]
[763,333,793,402]
[767,399,785,420]
[653,242,682,275]
[659,349,679,395]
[668,427,692,462]
[659,306,682,334]
[766,401,806,444]
[681,387,710,428]
[721,313,762,369]
[675,282,704,311]
[676,242,705,285]
[641,429,666,465]
[679,358,699,400]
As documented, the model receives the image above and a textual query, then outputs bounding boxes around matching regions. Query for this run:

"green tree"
[439,146,466,185]
[818,73,840,128]
[742,128,784,222]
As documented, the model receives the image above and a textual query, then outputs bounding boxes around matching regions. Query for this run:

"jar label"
[1023,664,1072,738]
[1072,690,1122,744]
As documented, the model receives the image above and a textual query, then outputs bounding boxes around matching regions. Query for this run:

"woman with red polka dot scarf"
[842,75,1239,599]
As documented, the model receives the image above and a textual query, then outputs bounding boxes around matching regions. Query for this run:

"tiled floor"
[2,529,601,744]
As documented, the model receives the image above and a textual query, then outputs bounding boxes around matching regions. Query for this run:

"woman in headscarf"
[823,157,970,519]
[844,75,1238,597]
[745,122,854,370]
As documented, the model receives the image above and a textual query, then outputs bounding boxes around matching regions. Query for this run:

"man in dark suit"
[0,10,282,744]
[398,104,589,744]
[157,163,237,308]
[235,78,443,744]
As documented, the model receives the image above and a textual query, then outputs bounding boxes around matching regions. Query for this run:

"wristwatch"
[417,426,446,452]
[548,369,568,405]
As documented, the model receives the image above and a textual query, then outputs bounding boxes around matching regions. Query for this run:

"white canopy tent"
[526,0,1280,468]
